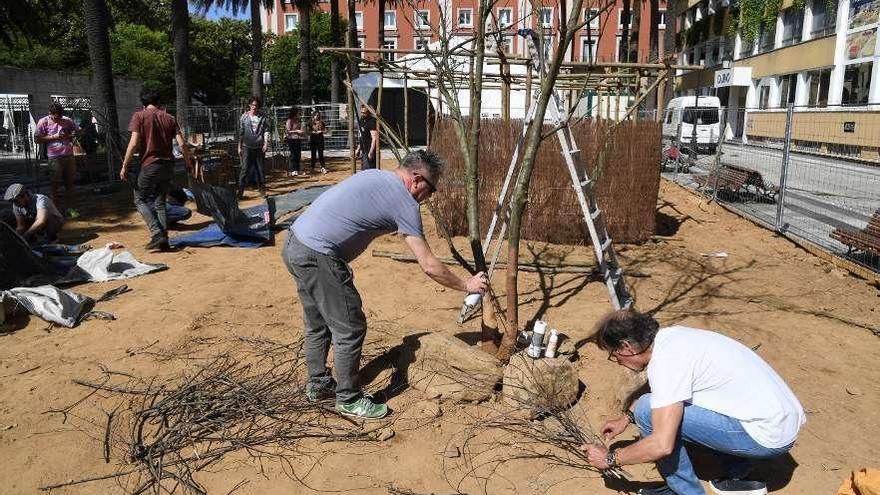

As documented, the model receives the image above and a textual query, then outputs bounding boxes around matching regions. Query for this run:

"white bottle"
[527,320,547,359]
[544,329,559,358]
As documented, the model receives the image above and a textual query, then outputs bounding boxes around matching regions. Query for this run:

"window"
[358,36,366,49]
[758,83,772,109]
[781,9,804,46]
[355,12,363,31]
[658,9,667,29]
[585,8,599,29]
[682,107,719,124]
[416,10,430,28]
[778,73,798,106]
[581,38,597,62]
[842,62,873,105]
[284,14,298,32]
[810,0,837,37]
[758,24,775,52]
[740,35,755,57]
[458,8,473,27]
[808,68,831,107]
[664,110,673,124]
[384,11,397,30]
[415,37,429,50]
[540,8,553,27]
[382,38,397,61]
[498,8,512,28]
[618,9,631,29]
[500,36,513,53]
[615,34,627,62]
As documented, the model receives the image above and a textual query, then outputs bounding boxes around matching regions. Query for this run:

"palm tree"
[347,0,359,81]
[330,0,341,105]
[171,0,190,132]
[194,0,275,101]
[83,0,122,170]
[296,0,314,106]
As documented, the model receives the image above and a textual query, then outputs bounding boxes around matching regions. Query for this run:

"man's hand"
[600,416,631,441]
[465,272,489,294]
[262,143,268,153]
[119,166,128,181]
[582,444,611,470]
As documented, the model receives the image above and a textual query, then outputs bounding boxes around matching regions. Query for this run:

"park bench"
[726,164,780,201]
[692,164,779,202]
[831,209,880,257]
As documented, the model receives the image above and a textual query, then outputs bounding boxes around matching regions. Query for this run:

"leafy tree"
[263,12,341,105]
[110,23,174,99]
[189,17,253,105]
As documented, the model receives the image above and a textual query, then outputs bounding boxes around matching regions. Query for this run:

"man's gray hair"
[401,149,445,180]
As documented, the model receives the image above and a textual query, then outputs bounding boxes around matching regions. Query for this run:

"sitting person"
[584,309,805,495]
[166,188,192,225]
[4,183,65,244]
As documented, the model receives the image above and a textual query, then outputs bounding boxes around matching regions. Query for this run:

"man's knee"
[634,393,653,434]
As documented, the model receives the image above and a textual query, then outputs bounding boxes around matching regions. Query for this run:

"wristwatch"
[605,449,619,469]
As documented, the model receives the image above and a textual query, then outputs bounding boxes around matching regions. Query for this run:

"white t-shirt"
[647,326,805,448]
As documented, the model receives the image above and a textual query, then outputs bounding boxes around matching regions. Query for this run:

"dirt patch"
[0,166,877,494]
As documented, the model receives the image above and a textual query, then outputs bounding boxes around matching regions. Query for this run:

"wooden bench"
[691,166,750,196]
[831,209,880,257]
[725,164,780,201]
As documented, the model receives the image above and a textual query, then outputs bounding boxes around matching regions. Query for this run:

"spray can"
[527,320,547,359]
[457,293,482,323]
[544,329,560,358]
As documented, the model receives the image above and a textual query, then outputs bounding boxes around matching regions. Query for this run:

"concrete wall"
[0,66,143,129]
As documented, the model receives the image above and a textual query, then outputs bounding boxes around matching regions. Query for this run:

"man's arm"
[586,402,684,468]
[23,207,48,239]
[368,129,379,159]
[175,132,193,173]
[404,235,488,293]
[14,212,27,235]
[120,131,140,181]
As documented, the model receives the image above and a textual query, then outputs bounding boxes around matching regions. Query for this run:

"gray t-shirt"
[292,170,424,262]
[13,193,64,226]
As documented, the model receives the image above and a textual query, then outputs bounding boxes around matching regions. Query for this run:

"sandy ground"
[1,161,879,495]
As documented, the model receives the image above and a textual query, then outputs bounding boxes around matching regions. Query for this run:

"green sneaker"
[305,382,336,402]
[335,396,389,420]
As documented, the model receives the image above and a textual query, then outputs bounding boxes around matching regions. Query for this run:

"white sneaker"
[709,479,768,495]
[321,167,327,174]
[290,171,298,177]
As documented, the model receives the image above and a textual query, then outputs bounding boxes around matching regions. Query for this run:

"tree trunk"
[466,0,487,246]
[347,0,359,81]
[377,0,385,59]
[646,0,660,113]
[300,5,312,106]
[83,0,121,178]
[171,0,190,133]
[330,0,341,106]
[250,1,263,101]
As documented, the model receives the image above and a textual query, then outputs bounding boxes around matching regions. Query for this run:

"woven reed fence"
[429,119,661,245]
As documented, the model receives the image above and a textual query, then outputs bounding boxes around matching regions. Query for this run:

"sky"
[192,4,250,21]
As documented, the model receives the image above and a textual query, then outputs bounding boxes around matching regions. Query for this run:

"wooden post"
[656,68,668,122]
[525,64,533,111]
[403,73,409,147]
[346,36,357,174]
[501,61,510,123]
[377,69,384,169]
[425,84,431,145]
[615,85,622,121]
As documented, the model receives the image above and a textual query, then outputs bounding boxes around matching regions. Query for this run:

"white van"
[662,96,722,153]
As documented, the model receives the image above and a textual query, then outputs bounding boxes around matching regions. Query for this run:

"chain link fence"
[663,104,880,275]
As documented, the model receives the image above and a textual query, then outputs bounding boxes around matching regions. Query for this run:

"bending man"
[282,150,487,420]
[585,310,804,495]
[4,183,65,244]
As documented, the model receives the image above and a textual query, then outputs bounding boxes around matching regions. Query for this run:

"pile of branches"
[42,336,385,494]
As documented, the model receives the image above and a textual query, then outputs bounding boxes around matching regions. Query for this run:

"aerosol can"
[527,320,547,359]
[457,293,482,323]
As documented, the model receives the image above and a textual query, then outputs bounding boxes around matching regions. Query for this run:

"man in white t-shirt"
[4,183,65,244]
[583,310,805,495]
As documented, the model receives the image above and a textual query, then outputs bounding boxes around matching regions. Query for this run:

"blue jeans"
[633,393,794,495]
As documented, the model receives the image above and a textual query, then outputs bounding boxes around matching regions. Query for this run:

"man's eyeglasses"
[607,345,650,362]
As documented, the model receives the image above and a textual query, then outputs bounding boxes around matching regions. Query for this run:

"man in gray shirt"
[238,96,270,199]
[282,150,488,419]
[4,183,65,244]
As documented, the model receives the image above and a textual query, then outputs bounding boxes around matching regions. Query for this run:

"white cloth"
[64,245,166,282]
[647,326,805,448]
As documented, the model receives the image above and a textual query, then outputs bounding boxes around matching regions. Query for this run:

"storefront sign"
[843,121,857,132]
[714,67,753,88]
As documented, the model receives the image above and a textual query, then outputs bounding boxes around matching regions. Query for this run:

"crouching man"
[282,149,488,420]
[4,183,65,244]
[584,310,805,495]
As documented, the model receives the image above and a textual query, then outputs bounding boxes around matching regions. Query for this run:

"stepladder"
[457,28,632,322]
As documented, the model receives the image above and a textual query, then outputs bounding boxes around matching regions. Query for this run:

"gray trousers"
[134,160,173,239]
[282,231,367,403]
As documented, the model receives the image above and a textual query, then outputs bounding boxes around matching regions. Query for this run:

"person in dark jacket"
[238,97,270,199]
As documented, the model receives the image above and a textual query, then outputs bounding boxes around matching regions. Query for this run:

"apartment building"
[261,0,667,65]
[671,0,879,158]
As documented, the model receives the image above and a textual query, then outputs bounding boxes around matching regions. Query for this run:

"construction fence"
[662,104,880,275]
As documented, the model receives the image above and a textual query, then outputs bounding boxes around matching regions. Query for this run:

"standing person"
[120,88,192,252]
[282,150,488,419]
[78,113,100,181]
[309,110,328,174]
[4,183,65,244]
[285,108,305,177]
[35,103,81,216]
[583,310,805,495]
[238,97,270,198]
[355,104,378,170]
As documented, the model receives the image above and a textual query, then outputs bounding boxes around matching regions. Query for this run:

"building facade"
[262,0,667,64]
[671,0,879,159]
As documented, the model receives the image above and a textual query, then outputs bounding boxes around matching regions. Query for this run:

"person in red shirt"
[121,88,192,251]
